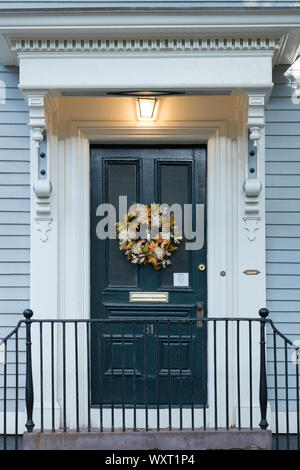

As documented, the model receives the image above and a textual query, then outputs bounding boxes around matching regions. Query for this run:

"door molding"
[29,118,266,429]
[67,120,228,326]
[64,120,232,428]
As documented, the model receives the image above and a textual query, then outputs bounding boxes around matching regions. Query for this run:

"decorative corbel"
[249,126,262,147]
[33,180,52,242]
[31,126,44,148]
[26,92,53,242]
[243,93,265,241]
[243,179,262,241]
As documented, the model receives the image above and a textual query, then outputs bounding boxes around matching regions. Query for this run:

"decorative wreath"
[116,203,182,270]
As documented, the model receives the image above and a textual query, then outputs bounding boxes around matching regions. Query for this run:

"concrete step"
[23,429,272,450]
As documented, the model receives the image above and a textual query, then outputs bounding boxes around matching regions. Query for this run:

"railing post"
[24,309,35,432]
[259,307,269,430]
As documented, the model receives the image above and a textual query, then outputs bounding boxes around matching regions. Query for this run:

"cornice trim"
[2,6,300,15]
[10,37,281,55]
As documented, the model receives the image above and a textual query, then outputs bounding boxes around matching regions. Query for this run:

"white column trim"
[236,96,267,427]
[25,92,60,428]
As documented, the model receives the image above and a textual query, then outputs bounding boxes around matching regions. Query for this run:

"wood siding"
[0,63,28,410]
[266,64,300,411]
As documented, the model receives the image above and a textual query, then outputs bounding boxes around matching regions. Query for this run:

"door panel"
[90,146,207,406]
[106,162,139,287]
[158,161,191,288]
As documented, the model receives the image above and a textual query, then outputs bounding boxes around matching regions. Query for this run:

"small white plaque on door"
[173,273,189,287]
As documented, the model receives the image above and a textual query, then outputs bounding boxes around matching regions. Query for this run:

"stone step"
[23,429,272,450]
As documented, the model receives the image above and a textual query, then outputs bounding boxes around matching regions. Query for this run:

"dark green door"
[90,146,207,406]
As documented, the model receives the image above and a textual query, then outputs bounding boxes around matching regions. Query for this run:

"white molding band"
[10,37,281,55]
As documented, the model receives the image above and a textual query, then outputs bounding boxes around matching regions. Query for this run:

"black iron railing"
[0,320,22,450]
[0,308,299,450]
[268,319,300,450]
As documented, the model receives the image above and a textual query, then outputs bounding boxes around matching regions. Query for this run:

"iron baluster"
[179,320,183,431]
[273,330,279,449]
[213,319,217,430]
[225,320,229,430]
[258,308,269,430]
[3,341,7,449]
[51,321,55,432]
[39,323,44,433]
[156,320,160,431]
[248,320,253,430]
[24,309,35,433]
[285,341,290,449]
[75,322,80,432]
[62,323,67,432]
[15,330,19,450]
[237,321,241,430]
[133,320,137,432]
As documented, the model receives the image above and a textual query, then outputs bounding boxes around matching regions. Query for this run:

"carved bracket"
[26,91,53,242]
[243,178,262,216]
[35,218,53,242]
[243,216,261,242]
[31,126,44,148]
[243,178,262,241]
[247,94,265,147]
[243,93,265,241]
[249,126,262,147]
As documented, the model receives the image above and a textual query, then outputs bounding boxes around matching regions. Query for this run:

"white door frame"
[26,116,267,430]
[67,120,233,429]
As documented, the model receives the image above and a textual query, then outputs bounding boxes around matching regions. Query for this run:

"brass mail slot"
[129,292,169,303]
[243,269,261,276]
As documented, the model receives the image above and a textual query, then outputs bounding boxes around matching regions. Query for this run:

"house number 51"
[145,323,154,334]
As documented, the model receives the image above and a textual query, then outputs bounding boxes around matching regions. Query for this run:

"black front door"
[90,146,207,406]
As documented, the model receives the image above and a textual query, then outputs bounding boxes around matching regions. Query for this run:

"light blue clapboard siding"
[0,63,29,413]
[0,63,29,322]
[0,1,298,9]
[266,110,300,122]
[266,64,300,411]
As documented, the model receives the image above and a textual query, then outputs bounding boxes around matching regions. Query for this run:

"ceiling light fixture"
[137,97,158,121]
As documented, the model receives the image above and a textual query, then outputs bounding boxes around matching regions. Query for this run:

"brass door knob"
[198,264,206,272]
